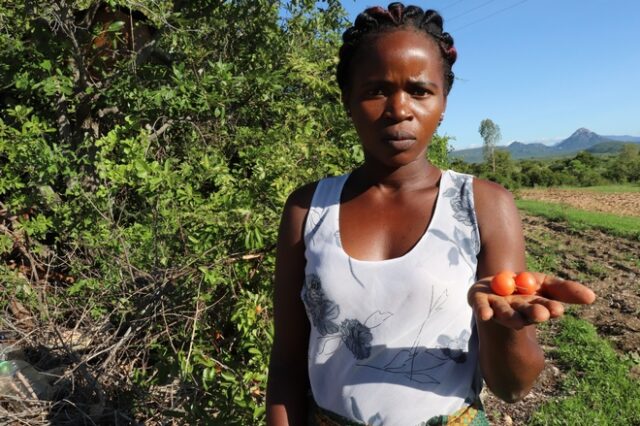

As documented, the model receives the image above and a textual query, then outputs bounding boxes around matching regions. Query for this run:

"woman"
[266,3,595,425]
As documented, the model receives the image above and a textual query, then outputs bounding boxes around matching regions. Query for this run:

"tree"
[479,150,518,189]
[605,144,640,183]
[0,1,352,423]
[479,118,501,173]
[427,133,452,169]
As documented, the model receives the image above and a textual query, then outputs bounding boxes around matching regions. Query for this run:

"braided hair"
[337,3,457,96]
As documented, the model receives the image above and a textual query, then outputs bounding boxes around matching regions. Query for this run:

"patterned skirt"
[308,400,489,426]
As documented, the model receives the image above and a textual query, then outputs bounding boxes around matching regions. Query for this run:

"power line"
[438,0,467,13]
[447,0,501,21]
[449,0,528,32]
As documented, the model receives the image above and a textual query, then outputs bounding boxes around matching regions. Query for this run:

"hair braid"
[337,2,457,96]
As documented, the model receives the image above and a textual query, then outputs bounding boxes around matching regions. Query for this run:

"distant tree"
[620,144,640,182]
[606,144,640,183]
[520,161,556,187]
[574,151,599,168]
[479,118,501,173]
[427,133,452,169]
[620,143,640,158]
[480,150,518,189]
[449,157,475,175]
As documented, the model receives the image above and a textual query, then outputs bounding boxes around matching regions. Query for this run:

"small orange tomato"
[515,271,538,295]
[490,271,516,296]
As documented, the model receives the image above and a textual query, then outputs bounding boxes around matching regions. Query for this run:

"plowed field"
[519,188,640,217]
[482,205,640,425]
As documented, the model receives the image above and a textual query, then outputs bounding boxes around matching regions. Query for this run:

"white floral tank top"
[301,170,483,426]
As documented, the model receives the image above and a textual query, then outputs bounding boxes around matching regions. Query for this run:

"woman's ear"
[438,98,447,127]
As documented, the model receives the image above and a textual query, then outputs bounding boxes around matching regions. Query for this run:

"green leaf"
[107,21,125,32]
[39,59,52,72]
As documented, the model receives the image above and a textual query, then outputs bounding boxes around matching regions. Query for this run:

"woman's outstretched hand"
[468,272,597,330]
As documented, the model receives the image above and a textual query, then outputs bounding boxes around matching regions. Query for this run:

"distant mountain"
[554,128,613,152]
[506,141,554,158]
[603,135,640,143]
[448,146,486,163]
[450,128,640,163]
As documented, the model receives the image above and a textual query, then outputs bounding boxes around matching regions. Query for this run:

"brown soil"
[519,188,640,217]
[481,213,640,425]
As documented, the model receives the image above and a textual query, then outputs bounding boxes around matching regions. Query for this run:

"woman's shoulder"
[284,174,349,213]
[441,170,507,200]
[278,174,347,247]
[283,181,319,217]
[470,176,520,242]
[471,176,516,207]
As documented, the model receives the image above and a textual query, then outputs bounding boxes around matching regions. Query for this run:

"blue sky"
[338,0,640,150]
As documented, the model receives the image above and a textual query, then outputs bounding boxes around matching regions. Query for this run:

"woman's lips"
[383,130,416,140]
[382,130,416,150]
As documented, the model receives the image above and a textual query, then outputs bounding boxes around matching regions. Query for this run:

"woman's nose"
[384,91,412,121]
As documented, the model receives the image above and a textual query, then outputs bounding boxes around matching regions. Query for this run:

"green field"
[558,184,640,193]
[515,197,640,425]
[516,199,640,239]
[530,315,640,425]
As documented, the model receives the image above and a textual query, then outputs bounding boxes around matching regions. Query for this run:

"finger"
[470,291,494,321]
[528,297,565,318]
[490,298,527,329]
[534,273,596,304]
[510,299,551,324]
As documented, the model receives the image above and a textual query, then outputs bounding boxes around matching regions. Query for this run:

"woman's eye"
[365,88,385,97]
[411,87,430,97]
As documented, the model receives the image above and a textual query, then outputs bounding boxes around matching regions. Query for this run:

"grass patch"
[529,315,640,425]
[525,240,561,275]
[558,184,640,193]
[516,199,640,240]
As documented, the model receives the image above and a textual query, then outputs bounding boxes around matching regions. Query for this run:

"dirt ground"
[519,188,640,217]
[482,211,640,425]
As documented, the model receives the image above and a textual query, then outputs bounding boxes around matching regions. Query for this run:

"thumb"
[536,273,596,305]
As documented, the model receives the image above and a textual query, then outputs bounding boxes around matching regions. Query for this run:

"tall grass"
[516,199,640,240]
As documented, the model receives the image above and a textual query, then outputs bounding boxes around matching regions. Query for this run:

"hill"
[586,141,637,154]
[450,128,640,163]
[554,127,612,152]
[603,135,640,143]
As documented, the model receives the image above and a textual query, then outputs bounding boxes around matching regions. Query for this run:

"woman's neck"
[351,157,442,194]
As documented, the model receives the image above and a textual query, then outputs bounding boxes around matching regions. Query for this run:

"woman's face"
[344,30,447,169]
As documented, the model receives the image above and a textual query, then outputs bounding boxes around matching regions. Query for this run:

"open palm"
[468,273,597,329]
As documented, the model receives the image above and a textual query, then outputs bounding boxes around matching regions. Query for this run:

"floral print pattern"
[444,173,477,228]
[303,274,340,336]
[303,274,391,360]
[303,171,480,424]
[435,172,480,262]
[357,287,453,384]
[340,319,373,360]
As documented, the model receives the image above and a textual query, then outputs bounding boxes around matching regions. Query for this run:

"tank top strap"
[436,170,481,257]
[304,174,349,248]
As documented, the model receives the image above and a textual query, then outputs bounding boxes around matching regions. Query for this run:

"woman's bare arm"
[266,183,316,425]
[471,178,543,402]
[470,178,595,402]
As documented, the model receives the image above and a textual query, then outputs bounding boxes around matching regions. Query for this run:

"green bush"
[0,1,451,423]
